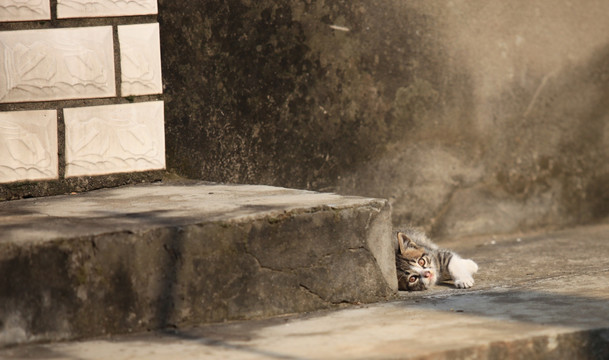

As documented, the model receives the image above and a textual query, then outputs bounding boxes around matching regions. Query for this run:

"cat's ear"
[397,232,417,255]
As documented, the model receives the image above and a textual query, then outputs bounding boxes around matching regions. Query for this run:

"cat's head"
[395,231,437,291]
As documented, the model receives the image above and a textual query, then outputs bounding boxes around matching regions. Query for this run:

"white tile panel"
[57,0,158,18]
[0,26,115,104]
[0,0,51,22]
[0,109,58,183]
[64,101,165,177]
[119,23,163,96]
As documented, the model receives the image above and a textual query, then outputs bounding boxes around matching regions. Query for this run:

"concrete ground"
[2,222,609,359]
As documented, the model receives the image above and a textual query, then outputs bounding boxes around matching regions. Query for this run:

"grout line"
[49,0,58,23]
[113,25,122,98]
[57,108,66,179]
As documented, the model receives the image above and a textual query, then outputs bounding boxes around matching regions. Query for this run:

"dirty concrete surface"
[0,181,387,243]
[2,223,609,359]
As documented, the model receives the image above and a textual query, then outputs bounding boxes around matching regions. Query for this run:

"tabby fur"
[395,228,478,291]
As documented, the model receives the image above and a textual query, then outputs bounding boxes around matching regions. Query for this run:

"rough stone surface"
[0,181,396,347]
[158,0,609,238]
[2,223,609,359]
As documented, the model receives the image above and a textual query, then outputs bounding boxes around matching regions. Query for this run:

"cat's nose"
[422,270,432,278]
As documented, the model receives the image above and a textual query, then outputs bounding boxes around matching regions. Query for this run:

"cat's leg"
[448,255,478,289]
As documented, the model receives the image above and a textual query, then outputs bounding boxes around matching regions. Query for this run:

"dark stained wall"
[160,0,458,188]
[159,0,609,237]
[159,0,480,235]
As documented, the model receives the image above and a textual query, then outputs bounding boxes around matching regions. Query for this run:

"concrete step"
[2,223,608,359]
[0,181,397,347]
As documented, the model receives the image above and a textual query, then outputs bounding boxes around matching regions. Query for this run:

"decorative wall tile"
[0,0,50,22]
[0,110,58,183]
[57,0,157,19]
[119,23,163,96]
[0,26,115,104]
[64,101,165,177]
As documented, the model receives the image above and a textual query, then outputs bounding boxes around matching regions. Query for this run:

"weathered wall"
[160,0,609,237]
[3,1,608,239]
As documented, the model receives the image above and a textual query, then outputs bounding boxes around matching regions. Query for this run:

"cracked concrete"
[0,181,396,347]
[3,222,609,359]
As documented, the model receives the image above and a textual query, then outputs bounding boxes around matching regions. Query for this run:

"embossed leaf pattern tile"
[64,101,165,177]
[119,23,163,96]
[0,26,115,103]
[0,0,51,22]
[57,0,158,18]
[0,110,58,183]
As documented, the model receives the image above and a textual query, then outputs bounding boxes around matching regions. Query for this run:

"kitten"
[395,228,478,291]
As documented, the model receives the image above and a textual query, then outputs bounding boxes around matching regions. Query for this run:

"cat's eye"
[418,258,426,266]
[409,275,418,283]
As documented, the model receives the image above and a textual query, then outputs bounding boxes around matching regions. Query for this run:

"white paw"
[448,257,478,289]
[454,276,475,289]
[463,259,479,274]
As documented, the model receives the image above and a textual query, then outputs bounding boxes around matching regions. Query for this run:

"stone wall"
[160,0,609,237]
[3,0,609,239]
[0,0,165,198]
